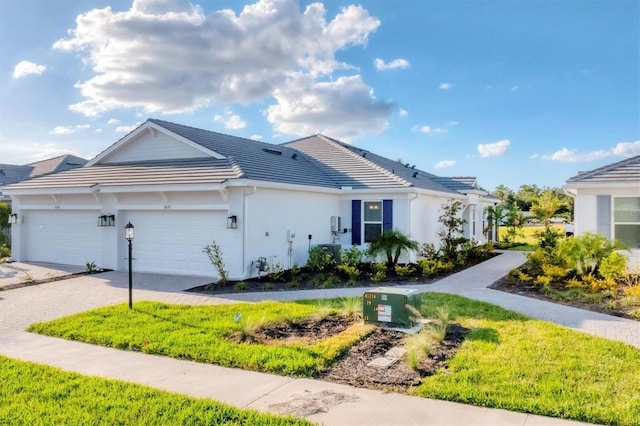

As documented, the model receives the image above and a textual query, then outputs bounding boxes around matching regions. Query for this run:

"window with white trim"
[363,201,382,243]
[614,197,640,249]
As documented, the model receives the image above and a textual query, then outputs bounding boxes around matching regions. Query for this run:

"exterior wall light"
[227,215,238,229]
[98,214,116,227]
[8,213,17,225]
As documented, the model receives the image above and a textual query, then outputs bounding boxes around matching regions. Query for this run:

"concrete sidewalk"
[0,251,605,425]
[0,331,586,426]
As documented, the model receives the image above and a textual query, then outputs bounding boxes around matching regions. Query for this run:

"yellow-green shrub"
[535,275,552,286]
[418,259,438,277]
[565,277,584,289]
[624,285,640,297]
[599,252,628,281]
[394,264,412,277]
[541,264,569,281]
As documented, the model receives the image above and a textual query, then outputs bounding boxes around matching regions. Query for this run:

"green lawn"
[28,296,640,425]
[28,301,371,377]
[0,355,311,425]
[498,224,565,246]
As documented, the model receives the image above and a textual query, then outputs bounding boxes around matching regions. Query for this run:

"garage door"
[23,210,102,266]
[120,210,227,276]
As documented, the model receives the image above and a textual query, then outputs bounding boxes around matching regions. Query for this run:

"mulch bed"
[254,314,470,392]
[489,276,636,320]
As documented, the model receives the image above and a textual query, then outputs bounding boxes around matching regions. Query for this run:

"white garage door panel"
[122,211,226,276]
[24,210,102,266]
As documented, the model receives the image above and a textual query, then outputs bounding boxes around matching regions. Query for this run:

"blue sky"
[1,0,638,191]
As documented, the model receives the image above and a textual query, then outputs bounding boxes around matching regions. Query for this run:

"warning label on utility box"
[377,304,392,322]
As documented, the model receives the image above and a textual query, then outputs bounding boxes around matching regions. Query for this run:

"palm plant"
[368,230,419,267]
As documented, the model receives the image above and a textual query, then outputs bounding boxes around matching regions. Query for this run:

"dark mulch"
[254,314,470,392]
[489,276,637,320]
[186,254,498,295]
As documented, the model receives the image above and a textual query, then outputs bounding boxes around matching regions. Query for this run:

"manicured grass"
[416,293,640,425]
[29,296,640,424]
[28,301,371,377]
[0,355,311,425]
[498,224,564,247]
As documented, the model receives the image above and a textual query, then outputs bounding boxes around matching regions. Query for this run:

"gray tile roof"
[566,155,640,184]
[1,155,88,194]
[5,158,241,190]
[4,119,489,197]
[286,135,471,194]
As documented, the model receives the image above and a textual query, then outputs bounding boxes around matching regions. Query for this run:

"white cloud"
[478,139,510,157]
[95,128,103,133]
[107,118,120,125]
[420,126,431,133]
[510,85,519,92]
[433,128,447,134]
[435,160,456,169]
[214,110,247,129]
[115,124,140,133]
[49,126,76,135]
[53,0,382,127]
[13,60,46,78]
[374,58,409,71]
[399,109,408,117]
[249,134,263,140]
[49,124,90,135]
[438,83,453,90]
[539,141,640,163]
[0,142,83,163]
[612,140,640,156]
[266,74,392,140]
[447,120,459,126]
[529,153,539,159]
[541,148,609,162]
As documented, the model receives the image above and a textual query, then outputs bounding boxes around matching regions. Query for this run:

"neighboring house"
[4,119,497,279]
[565,154,640,265]
[0,155,87,203]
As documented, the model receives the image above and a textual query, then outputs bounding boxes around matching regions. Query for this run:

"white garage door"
[120,210,227,276]
[23,210,102,266]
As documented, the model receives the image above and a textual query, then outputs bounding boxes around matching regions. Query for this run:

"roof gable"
[87,121,224,166]
[566,155,640,184]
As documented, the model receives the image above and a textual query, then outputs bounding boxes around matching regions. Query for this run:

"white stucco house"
[565,154,640,265]
[4,119,497,280]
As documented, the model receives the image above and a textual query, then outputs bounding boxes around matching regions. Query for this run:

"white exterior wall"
[573,186,640,268]
[409,194,450,247]
[243,187,340,277]
[102,131,208,163]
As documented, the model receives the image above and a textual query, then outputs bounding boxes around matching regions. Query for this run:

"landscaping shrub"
[340,246,363,267]
[599,252,628,281]
[417,259,438,278]
[394,264,412,277]
[337,264,360,285]
[307,246,337,272]
[266,262,286,282]
[368,229,418,267]
[203,241,228,284]
[555,232,626,276]
[437,199,467,262]
[418,242,438,260]
[370,262,387,282]
[0,243,10,259]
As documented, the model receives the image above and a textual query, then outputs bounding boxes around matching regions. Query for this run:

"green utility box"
[363,287,421,328]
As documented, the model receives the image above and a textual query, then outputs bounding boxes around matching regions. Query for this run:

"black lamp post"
[124,222,134,309]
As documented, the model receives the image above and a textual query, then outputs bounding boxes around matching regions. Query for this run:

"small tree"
[0,202,10,247]
[502,205,524,244]
[437,199,467,262]
[203,241,228,284]
[368,229,419,267]
[485,205,507,242]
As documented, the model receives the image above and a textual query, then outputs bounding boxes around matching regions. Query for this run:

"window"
[614,197,640,249]
[363,201,382,243]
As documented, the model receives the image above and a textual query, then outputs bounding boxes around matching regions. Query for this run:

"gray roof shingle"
[566,155,640,184]
[4,119,489,197]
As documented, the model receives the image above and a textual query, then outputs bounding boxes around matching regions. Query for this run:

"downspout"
[241,186,257,280]
[408,192,419,262]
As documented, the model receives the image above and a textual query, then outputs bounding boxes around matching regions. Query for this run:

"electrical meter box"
[363,287,421,328]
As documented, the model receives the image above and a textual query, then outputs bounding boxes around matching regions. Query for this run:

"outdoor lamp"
[124,222,134,309]
[125,221,134,241]
[227,215,238,229]
[8,213,17,225]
